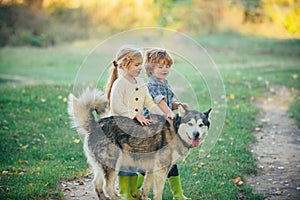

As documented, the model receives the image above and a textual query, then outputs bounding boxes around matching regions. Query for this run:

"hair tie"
[113,60,118,67]
[125,57,132,62]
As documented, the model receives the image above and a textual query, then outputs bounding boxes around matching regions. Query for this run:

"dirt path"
[61,178,97,200]
[246,85,300,199]
[61,85,300,200]
[0,74,55,85]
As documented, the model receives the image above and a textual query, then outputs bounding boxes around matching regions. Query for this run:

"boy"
[141,48,191,200]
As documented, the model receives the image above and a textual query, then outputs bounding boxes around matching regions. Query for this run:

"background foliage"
[0,0,299,47]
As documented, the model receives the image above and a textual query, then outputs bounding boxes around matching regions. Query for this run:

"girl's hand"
[135,114,151,126]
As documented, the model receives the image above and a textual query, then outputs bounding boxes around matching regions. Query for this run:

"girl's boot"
[168,176,192,200]
[129,175,140,198]
[118,176,135,200]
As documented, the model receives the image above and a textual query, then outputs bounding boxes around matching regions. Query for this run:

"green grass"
[0,84,89,199]
[0,33,299,199]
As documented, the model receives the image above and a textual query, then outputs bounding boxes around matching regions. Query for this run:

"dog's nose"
[193,131,200,138]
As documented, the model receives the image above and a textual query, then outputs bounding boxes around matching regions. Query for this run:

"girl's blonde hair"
[144,48,173,77]
[105,47,142,109]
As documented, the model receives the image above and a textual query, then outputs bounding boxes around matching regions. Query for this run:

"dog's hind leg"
[93,166,111,200]
[103,168,119,200]
[153,167,170,200]
[140,172,153,200]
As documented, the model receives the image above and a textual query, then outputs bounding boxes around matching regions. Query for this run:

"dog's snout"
[193,131,200,138]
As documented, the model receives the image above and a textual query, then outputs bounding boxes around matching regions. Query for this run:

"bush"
[0,4,54,47]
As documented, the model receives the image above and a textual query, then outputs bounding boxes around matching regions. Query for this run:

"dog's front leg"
[140,172,153,200]
[153,167,169,200]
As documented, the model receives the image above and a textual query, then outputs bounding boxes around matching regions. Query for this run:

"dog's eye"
[188,122,193,126]
[199,124,204,127]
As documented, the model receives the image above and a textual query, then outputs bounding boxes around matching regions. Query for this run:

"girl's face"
[152,59,170,81]
[123,56,143,77]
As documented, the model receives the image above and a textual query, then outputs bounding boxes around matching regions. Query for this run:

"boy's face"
[152,59,170,81]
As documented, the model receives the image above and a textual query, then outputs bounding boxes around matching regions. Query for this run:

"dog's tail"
[67,88,107,136]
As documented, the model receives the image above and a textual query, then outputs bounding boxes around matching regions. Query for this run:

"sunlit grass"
[0,33,299,199]
[0,85,89,199]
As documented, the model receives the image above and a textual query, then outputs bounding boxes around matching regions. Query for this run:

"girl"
[142,48,191,200]
[105,46,164,200]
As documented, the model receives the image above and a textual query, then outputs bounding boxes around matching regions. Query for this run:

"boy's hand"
[135,114,151,126]
[172,102,190,110]
[181,103,190,110]
[166,112,175,119]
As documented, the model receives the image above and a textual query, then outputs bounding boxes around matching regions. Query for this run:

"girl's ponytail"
[105,62,119,110]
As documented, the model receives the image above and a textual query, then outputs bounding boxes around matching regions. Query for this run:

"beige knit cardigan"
[109,76,163,119]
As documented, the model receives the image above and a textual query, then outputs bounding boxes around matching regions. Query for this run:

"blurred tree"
[153,0,191,27]
[231,0,263,23]
[0,3,49,46]
[0,0,299,46]
[24,0,43,9]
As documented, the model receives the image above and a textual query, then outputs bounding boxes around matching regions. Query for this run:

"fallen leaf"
[21,145,28,150]
[18,159,24,163]
[25,109,30,113]
[78,181,85,185]
[28,183,34,187]
[193,167,199,172]
[2,171,9,176]
[233,177,243,185]
[63,98,68,103]
[292,74,298,79]
[61,183,68,187]
[225,120,230,125]
[73,139,80,144]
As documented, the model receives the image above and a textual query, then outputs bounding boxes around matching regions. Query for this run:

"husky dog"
[68,88,211,200]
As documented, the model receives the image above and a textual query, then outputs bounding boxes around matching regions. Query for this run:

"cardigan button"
[135,109,138,112]
[135,98,138,101]
[135,88,138,91]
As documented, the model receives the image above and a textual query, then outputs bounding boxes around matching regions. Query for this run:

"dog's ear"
[178,104,186,117]
[204,108,212,118]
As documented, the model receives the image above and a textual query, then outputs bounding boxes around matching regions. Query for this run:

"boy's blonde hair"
[144,48,173,77]
[105,47,142,109]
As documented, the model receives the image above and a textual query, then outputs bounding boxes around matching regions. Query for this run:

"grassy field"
[0,33,299,199]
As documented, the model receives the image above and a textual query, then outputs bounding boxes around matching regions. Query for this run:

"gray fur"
[68,88,211,200]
